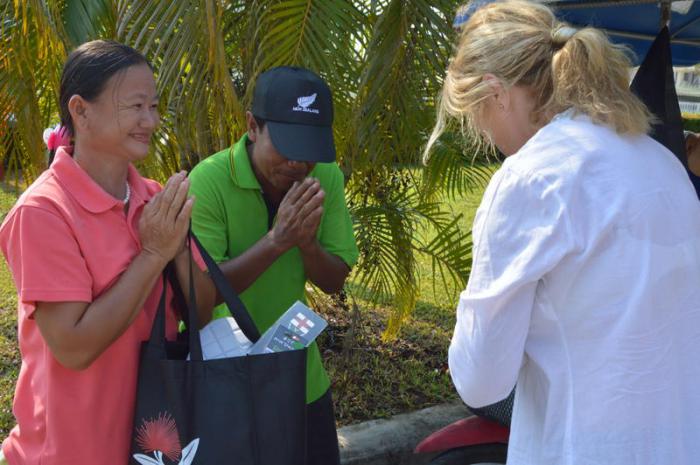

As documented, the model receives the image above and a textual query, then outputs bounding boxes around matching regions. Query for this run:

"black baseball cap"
[251,66,336,163]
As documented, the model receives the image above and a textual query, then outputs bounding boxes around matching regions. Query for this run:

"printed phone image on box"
[250,301,327,355]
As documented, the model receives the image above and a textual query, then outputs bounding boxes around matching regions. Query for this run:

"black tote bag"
[129,234,307,465]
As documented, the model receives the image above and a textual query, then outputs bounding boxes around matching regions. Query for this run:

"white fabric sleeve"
[448,167,574,407]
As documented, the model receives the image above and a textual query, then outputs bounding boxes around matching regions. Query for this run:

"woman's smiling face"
[78,63,160,162]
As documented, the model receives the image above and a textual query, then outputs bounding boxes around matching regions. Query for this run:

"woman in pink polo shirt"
[0,41,216,465]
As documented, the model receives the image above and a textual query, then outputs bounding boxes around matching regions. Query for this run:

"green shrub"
[682,117,700,133]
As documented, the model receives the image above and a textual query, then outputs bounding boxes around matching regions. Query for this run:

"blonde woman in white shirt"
[425,2,700,464]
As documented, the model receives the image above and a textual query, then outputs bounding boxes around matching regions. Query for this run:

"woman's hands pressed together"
[140,171,194,264]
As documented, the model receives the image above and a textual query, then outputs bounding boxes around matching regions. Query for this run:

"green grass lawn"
[0,186,21,438]
[0,175,491,435]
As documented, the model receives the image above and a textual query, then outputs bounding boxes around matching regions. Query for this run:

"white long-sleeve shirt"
[449,111,700,465]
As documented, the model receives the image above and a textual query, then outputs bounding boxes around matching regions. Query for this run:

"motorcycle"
[414,392,512,465]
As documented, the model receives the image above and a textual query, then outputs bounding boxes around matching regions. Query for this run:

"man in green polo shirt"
[189,66,358,465]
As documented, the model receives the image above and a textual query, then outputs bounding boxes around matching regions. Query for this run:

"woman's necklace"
[123,182,131,203]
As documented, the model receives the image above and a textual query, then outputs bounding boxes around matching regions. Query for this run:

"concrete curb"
[338,402,471,465]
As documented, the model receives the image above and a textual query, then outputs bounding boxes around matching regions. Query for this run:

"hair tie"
[552,25,577,48]
[43,125,71,151]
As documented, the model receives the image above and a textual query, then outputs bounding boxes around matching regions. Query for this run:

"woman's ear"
[68,95,89,132]
[482,74,509,114]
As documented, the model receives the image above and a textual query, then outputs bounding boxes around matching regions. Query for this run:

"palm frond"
[347,0,455,171]
[0,0,68,184]
[62,0,116,46]
[416,214,471,302]
[349,164,472,338]
[345,0,474,337]
[421,130,496,200]
[117,0,246,177]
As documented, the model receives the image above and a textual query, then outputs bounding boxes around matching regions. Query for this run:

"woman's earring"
[498,103,505,111]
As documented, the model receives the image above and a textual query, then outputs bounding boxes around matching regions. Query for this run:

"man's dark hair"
[59,40,152,137]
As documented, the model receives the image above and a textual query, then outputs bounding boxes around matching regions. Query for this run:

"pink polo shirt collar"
[52,147,149,213]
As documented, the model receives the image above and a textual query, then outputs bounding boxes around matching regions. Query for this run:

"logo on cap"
[292,93,320,114]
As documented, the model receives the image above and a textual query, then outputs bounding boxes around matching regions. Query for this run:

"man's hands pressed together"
[270,178,325,253]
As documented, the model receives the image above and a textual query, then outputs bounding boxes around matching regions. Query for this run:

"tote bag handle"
[189,232,261,342]
[147,231,262,361]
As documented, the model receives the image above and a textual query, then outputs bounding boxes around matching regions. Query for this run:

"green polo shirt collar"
[230,134,261,190]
